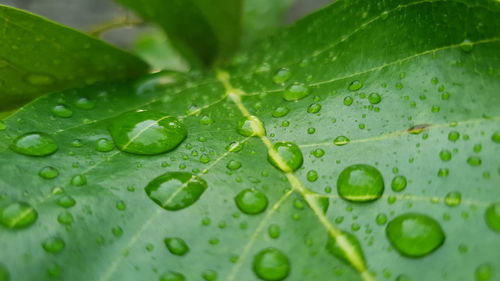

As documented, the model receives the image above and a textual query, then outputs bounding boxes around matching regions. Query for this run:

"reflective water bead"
[337,164,384,202]
[235,188,268,215]
[283,83,310,101]
[237,115,266,137]
[267,142,303,172]
[10,132,58,156]
[0,202,38,229]
[164,237,189,256]
[252,248,290,281]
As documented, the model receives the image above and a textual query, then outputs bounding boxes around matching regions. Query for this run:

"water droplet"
[283,83,310,101]
[39,166,59,179]
[475,263,493,281]
[448,131,460,142]
[226,141,244,152]
[164,237,189,256]
[57,211,73,225]
[235,188,268,215]
[460,39,474,53]
[307,170,318,182]
[237,115,266,137]
[109,110,187,155]
[42,237,65,254]
[391,175,407,192]
[272,68,291,84]
[26,73,54,85]
[145,172,208,211]
[437,168,449,178]
[0,202,38,229]
[202,269,218,281]
[200,115,214,125]
[267,141,303,172]
[111,226,123,237]
[71,174,87,186]
[467,156,482,166]
[444,192,461,207]
[226,160,242,170]
[252,248,290,281]
[159,271,185,281]
[348,80,363,91]
[307,103,321,113]
[333,136,350,146]
[492,131,500,143]
[408,124,429,135]
[343,96,353,106]
[337,164,384,202]
[74,97,95,110]
[311,148,325,158]
[268,224,281,239]
[115,200,126,211]
[386,213,445,257]
[439,150,452,162]
[272,106,290,118]
[326,231,365,265]
[368,93,381,104]
[376,213,388,225]
[485,202,500,232]
[95,138,114,152]
[57,196,76,208]
[10,132,58,156]
[51,104,73,118]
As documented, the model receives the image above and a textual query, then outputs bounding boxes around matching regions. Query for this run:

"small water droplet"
[439,150,452,162]
[368,93,381,104]
[95,138,114,152]
[306,170,318,182]
[492,131,500,143]
[226,160,242,170]
[391,175,407,192]
[237,115,266,137]
[268,224,281,239]
[272,68,291,84]
[333,136,350,146]
[145,172,208,211]
[376,213,388,225]
[57,196,76,208]
[485,202,500,233]
[467,156,482,166]
[386,213,445,257]
[39,166,59,179]
[226,141,244,152]
[159,271,185,281]
[252,248,290,281]
[343,96,354,106]
[272,106,290,118]
[42,237,65,254]
[164,237,189,256]
[283,83,310,101]
[235,188,268,215]
[267,141,303,172]
[307,103,321,113]
[201,269,218,281]
[475,263,493,281]
[57,211,73,225]
[337,164,384,202]
[109,110,187,155]
[74,97,95,110]
[200,115,214,125]
[51,104,73,118]
[444,191,461,207]
[460,39,474,53]
[448,131,460,142]
[71,174,87,186]
[10,132,58,156]
[115,200,126,211]
[0,202,38,229]
[348,80,363,91]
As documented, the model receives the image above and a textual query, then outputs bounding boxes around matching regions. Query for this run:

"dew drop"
[376,213,388,225]
[460,39,474,53]
[368,93,381,104]
[159,271,185,281]
[226,141,243,152]
[439,150,452,162]
[283,83,310,101]
[475,263,493,281]
[386,213,445,257]
[235,188,268,215]
[57,211,73,225]
[237,115,266,137]
[448,131,460,142]
[485,202,500,233]
[164,237,189,256]
[467,156,482,166]
[95,138,114,152]
[145,172,208,211]
[267,141,303,172]
[74,97,95,110]
[391,175,407,192]
[272,106,290,118]
[307,103,322,113]
[109,110,187,155]
[306,170,318,182]
[226,160,242,170]
[71,174,87,186]
[268,224,281,239]
[444,191,461,207]
[42,237,65,254]
[343,96,354,106]
[252,248,290,281]
[272,68,291,84]
[201,269,218,281]
[51,104,73,118]
[0,202,38,229]
[337,164,384,202]
[57,196,76,208]
[348,80,363,91]
[333,136,350,146]
[311,148,325,158]
[10,132,58,156]
[39,166,59,179]
[492,131,500,143]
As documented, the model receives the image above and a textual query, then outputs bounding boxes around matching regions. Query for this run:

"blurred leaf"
[0,5,148,111]
[116,0,242,66]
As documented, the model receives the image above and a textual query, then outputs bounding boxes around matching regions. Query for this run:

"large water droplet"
[386,213,445,257]
[267,141,303,172]
[485,203,500,233]
[164,237,189,256]
[0,202,38,229]
[145,172,208,211]
[283,83,310,101]
[109,110,187,155]
[252,248,290,281]
[237,115,266,137]
[337,164,384,202]
[333,136,350,146]
[10,133,58,156]
[391,175,407,192]
[235,188,268,215]
[42,237,65,254]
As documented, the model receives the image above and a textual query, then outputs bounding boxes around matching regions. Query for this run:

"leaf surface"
[0,5,148,111]
[1,1,500,281]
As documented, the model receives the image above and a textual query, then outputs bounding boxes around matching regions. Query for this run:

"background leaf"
[1,0,500,281]
[115,0,243,66]
[0,5,148,111]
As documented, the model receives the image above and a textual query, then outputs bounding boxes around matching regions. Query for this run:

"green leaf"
[1,0,500,281]
[116,0,243,66]
[0,5,148,111]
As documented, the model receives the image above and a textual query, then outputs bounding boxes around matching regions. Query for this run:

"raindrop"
[268,224,281,239]
[307,103,321,113]
[376,213,388,225]
[51,104,73,118]
[311,148,325,158]
[164,237,189,256]
[159,271,185,281]
[202,269,218,281]
[460,39,474,53]
[145,172,208,211]
[439,150,452,162]
[71,174,87,186]
[307,170,318,182]
[343,96,353,106]
[348,80,363,91]
[475,263,493,281]
[226,141,243,152]
[485,202,500,232]
[272,106,290,118]
[283,83,310,101]
[237,115,266,137]
[368,93,381,104]
[95,138,114,152]
[444,192,461,207]
[252,248,290,281]
[57,211,73,225]
[42,237,65,254]
[57,196,76,208]
[226,160,242,170]
[492,131,500,143]
[39,166,59,179]
[337,164,384,202]
[235,188,268,215]
[448,131,460,142]
[10,132,58,156]
[386,213,445,257]
[272,68,291,84]
[74,97,95,110]
[109,110,187,155]
[333,136,350,146]
[467,156,482,166]
[267,141,303,172]
[391,175,407,192]
[0,202,38,229]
